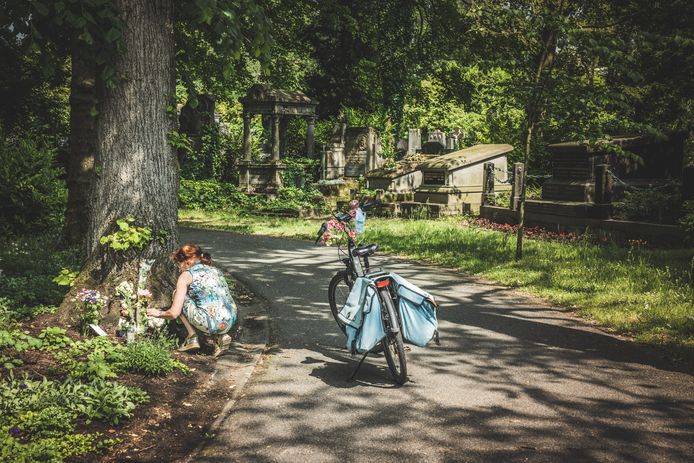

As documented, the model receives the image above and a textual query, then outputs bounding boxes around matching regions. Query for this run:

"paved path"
[182,227,693,463]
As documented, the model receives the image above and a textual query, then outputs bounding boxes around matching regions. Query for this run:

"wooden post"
[482,162,495,206]
[593,154,612,219]
[510,162,525,211]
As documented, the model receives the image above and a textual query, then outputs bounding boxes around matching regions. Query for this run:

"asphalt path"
[181,227,693,463]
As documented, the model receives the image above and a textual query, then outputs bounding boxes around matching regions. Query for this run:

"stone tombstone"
[428,129,447,149]
[407,128,421,155]
[322,122,348,179]
[330,121,347,145]
[421,141,445,155]
[396,138,408,153]
[446,128,461,151]
[343,127,382,178]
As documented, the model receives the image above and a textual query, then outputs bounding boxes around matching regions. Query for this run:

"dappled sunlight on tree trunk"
[58,0,179,326]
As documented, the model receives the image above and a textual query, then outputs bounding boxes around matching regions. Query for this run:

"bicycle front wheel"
[328,271,353,334]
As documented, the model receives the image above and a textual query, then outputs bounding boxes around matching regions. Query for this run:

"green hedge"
[178,180,327,214]
[0,132,66,235]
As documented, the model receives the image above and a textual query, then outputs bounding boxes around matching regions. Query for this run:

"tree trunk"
[57,0,178,326]
[64,46,97,247]
[515,0,563,260]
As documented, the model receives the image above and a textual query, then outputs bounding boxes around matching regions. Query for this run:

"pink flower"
[138,289,152,299]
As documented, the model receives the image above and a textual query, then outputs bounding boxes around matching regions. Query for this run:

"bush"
[179,179,255,211]
[613,184,681,224]
[179,179,327,214]
[0,132,66,235]
[0,234,80,309]
[0,376,148,426]
[121,337,188,376]
[282,157,320,187]
[678,200,694,243]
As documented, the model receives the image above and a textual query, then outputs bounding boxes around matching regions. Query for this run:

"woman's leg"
[179,313,196,338]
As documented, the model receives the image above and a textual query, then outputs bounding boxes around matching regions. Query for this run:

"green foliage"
[121,338,189,376]
[678,200,694,243]
[0,375,148,426]
[0,132,66,235]
[0,329,43,353]
[0,233,80,310]
[179,179,254,211]
[282,157,320,187]
[168,130,194,154]
[1,1,124,86]
[403,64,524,148]
[55,337,126,381]
[52,268,78,287]
[613,184,682,224]
[56,336,187,380]
[37,327,72,351]
[179,180,327,215]
[99,216,153,251]
[0,427,116,463]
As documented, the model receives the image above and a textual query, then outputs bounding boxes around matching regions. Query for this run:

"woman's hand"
[146,308,161,318]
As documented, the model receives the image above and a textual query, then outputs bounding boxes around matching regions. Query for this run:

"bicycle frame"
[331,215,400,335]
[318,203,408,384]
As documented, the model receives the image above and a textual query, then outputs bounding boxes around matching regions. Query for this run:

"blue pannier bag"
[339,277,386,354]
[391,273,438,347]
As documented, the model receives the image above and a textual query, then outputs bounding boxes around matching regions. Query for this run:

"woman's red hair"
[171,243,212,265]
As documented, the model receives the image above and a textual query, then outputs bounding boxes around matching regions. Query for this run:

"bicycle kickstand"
[348,350,371,382]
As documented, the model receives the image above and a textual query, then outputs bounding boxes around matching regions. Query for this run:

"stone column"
[593,154,612,219]
[510,162,525,211]
[242,112,252,161]
[306,115,316,157]
[271,114,280,161]
[482,162,495,206]
[407,128,421,155]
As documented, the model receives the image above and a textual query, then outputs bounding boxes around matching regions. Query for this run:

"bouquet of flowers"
[74,288,108,335]
[116,281,164,336]
[321,218,357,246]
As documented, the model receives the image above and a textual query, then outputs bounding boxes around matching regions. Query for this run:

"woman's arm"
[148,272,191,320]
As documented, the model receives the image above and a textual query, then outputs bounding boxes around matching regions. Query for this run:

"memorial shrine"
[238,85,318,193]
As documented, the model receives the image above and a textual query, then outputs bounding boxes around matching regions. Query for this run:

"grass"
[180,209,694,358]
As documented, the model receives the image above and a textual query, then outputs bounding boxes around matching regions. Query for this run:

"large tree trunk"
[58,0,178,326]
[64,46,97,247]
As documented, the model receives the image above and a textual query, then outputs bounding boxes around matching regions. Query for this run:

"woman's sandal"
[212,334,232,358]
[178,334,200,352]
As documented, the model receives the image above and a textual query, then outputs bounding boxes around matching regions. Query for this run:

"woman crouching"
[147,243,237,356]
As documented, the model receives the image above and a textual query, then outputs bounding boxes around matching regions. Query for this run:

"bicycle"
[315,203,408,384]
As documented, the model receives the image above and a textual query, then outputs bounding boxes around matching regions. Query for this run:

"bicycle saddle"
[352,243,378,257]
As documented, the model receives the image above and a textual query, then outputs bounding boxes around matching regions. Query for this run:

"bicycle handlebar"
[314,199,382,245]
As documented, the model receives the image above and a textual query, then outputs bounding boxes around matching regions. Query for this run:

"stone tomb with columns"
[238,85,317,193]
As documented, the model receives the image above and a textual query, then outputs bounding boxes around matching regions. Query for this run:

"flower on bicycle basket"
[322,219,352,246]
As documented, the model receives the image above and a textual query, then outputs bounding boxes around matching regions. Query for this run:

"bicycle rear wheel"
[328,271,353,334]
[381,292,407,384]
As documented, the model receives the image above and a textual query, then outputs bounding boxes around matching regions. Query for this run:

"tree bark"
[515,0,563,260]
[64,46,97,247]
[58,0,178,325]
